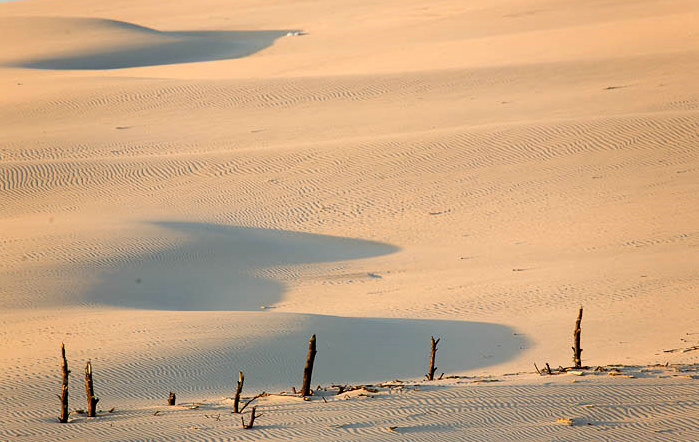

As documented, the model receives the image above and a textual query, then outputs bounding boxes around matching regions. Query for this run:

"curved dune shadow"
[97,312,526,399]
[8,18,296,70]
[250,313,526,389]
[85,222,399,310]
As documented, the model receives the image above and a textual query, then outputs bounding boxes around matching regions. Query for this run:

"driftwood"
[426,336,440,381]
[58,343,70,423]
[573,306,583,369]
[241,406,262,429]
[233,371,244,413]
[301,334,317,397]
[168,392,176,406]
[84,360,99,417]
[663,345,699,354]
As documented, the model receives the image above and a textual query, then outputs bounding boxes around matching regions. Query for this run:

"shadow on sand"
[80,222,524,393]
[85,221,399,310]
[97,312,526,398]
[9,18,295,69]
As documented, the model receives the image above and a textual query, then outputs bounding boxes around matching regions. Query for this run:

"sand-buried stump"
[233,371,244,413]
[426,336,440,381]
[573,306,583,369]
[301,334,317,397]
[84,360,99,417]
[58,343,70,423]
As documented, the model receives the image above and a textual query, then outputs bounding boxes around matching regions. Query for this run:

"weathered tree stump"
[168,392,176,406]
[426,336,440,381]
[84,360,99,417]
[58,343,70,423]
[233,371,244,413]
[301,334,317,397]
[241,406,262,429]
[572,306,583,369]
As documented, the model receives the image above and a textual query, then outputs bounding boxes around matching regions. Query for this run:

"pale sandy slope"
[0,0,698,440]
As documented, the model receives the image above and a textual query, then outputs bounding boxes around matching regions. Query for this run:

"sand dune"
[1,0,698,439]
[0,16,293,69]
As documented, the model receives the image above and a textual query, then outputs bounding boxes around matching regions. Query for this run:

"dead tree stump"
[572,306,583,368]
[233,371,244,413]
[84,360,99,417]
[301,334,317,397]
[241,406,262,429]
[58,343,70,423]
[426,336,440,380]
[168,392,176,406]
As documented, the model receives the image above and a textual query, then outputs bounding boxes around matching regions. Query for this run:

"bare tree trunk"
[168,392,176,406]
[233,371,244,413]
[301,334,317,397]
[572,306,583,368]
[426,336,440,381]
[58,343,70,423]
[84,360,99,417]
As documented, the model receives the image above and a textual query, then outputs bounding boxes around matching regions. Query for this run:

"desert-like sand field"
[1,0,698,440]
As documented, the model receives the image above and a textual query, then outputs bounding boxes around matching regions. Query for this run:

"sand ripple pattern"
[0,377,697,441]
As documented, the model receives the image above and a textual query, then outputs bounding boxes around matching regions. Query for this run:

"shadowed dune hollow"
[2,17,295,69]
[100,313,525,396]
[80,222,523,389]
[87,222,400,311]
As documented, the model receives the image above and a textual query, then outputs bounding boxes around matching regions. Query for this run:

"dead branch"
[241,406,262,429]
[301,334,317,397]
[573,306,583,369]
[426,336,440,380]
[239,392,266,413]
[233,371,244,413]
[58,343,70,423]
[84,360,99,417]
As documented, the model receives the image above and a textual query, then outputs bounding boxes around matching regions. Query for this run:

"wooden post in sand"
[58,343,70,423]
[572,306,583,369]
[84,360,99,417]
[301,334,317,397]
[233,371,244,413]
[168,392,176,406]
[426,336,440,380]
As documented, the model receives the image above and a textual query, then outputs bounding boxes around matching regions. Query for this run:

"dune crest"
[0,16,295,69]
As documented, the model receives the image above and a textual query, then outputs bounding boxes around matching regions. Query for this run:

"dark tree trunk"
[58,343,70,423]
[168,392,176,406]
[573,306,583,368]
[426,336,440,381]
[84,360,99,417]
[301,334,317,397]
[233,371,244,413]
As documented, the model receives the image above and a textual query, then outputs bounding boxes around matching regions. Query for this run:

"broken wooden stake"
[426,336,440,381]
[545,363,552,375]
[572,306,583,369]
[301,334,317,397]
[233,371,244,413]
[58,343,70,423]
[241,406,262,429]
[168,392,176,406]
[84,360,99,417]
